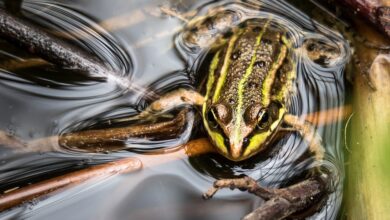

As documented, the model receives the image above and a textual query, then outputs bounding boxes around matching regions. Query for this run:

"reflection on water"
[0,0,349,219]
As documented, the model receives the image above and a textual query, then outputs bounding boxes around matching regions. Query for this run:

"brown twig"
[203,175,328,220]
[243,177,327,220]
[0,8,108,78]
[0,157,142,212]
[0,8,157,97]
[305,105,352,126]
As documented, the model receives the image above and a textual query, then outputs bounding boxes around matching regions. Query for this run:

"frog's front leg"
[283,114,325,162]
[134,88,204,120]
[203,176,275,200]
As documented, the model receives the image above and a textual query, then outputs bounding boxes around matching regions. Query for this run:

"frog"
[126,6,342,218]
[136,10,339,162]
[126,3,340,211]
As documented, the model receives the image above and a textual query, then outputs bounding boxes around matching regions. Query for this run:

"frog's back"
[205,20,295,110]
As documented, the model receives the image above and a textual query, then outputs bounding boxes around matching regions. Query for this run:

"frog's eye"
[257,109,270,129]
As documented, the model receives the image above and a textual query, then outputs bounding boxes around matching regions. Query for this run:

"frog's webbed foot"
[117,88,204,123]
[204,175,330,220]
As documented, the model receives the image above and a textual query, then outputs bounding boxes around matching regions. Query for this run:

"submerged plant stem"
[0,8,108,79]
[0,8,156,97]
[0,157,142,212]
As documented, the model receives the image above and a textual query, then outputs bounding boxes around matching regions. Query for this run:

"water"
[0,0,349,219]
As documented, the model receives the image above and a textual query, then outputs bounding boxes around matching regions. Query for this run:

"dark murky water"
[0,0,349,219]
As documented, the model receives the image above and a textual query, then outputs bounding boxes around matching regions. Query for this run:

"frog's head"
[203,101,285,161]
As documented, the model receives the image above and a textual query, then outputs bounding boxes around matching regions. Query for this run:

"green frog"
[126,7,342,218]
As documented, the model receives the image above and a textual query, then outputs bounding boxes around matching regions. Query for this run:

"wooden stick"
[0,157,142,212]
[243,177,327,220]
[0,8,157,97]
[305,105,352,125]
[0,8,107,78]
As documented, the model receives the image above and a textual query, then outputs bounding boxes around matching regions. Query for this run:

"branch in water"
[0,157,142,212]
[243,177,328,220]
[0,8,108,79]
[204,175,329,220]
[0,8,155,96]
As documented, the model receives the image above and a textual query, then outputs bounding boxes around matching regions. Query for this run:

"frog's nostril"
[243,137,249,147]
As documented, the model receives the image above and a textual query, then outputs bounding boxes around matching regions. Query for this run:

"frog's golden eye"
[257,109,270,129]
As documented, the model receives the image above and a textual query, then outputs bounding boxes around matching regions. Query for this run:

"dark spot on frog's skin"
[314,55,329,65]
[254,61,266,68]
[231,51,241,60]
[223,30,234,39]
[252,26,261,33]
[307,43,316,52]
[202,17,214,30]
[229,98,235,104]
[261,39,272,45]
[248,81,258,89]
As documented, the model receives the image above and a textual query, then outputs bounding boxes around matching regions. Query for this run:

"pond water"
[0,0,350,219]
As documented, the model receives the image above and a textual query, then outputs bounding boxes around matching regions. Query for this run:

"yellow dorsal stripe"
[261,44,288,106]
[233,22,270,146]
[212,34,240,102]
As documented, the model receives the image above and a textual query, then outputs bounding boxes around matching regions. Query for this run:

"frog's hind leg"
[119,88,204,122]
[282,114,325,162]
